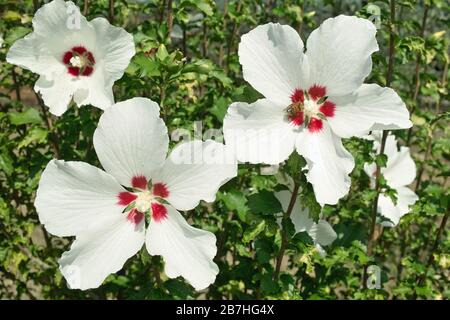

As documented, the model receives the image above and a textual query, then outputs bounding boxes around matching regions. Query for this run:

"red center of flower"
[62,46,95,77]
[127,208,145,225]
[117,175,170,225]
[287,85,336,133]
[131,175,148,189]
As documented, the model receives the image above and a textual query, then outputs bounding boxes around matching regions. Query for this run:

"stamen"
[288,86,334,131]
[62,46,95,77]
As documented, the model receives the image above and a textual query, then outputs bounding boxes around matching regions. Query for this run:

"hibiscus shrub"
[0,0,449,300]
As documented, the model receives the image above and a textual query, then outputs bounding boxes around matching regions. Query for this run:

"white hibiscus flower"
[364,131,418,227]
[6,0,135,116]
[275,175,337,256]
[223,16,412,205]
[34,98,237,291]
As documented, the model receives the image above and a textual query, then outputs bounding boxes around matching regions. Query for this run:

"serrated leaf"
[18,127,48,149]
[8,108,42,125]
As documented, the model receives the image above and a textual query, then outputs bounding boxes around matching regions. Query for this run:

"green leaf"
[18,127,48,149]
[132,54,161,78]
[375,153,388,168]
[218,190,249,222]
[5,27,31,45]
[210,97,230,123]
[156,44,169,61]
[195,1,214,16]
[183,59,214,74]
[260,273,279,294]
[0,150,14,176]
[8,108,42,126]
[210,70,232,87]
[248,190,282,215]
[165,279,193,298]
[3,11,22,22]
[285,153,306,181]
[281,217,296,239]
[243,220,266,243]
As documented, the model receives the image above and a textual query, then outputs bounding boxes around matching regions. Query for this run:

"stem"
[33,91,61,159]
[153,263,163,288]
[83,0,89,16]
[167,0,173,36]
[215,212,234,263]
[412,210,449,299]
[218,0,228,67]
[435,60,448,114]
[406,4,429,145]
[202,21,208,58]
[160,84,167,122]
[273,182,300,280]
[297,5,304,36]
[33,0,39,11]
[362,0,396,287]
[11,68,22,102]
[108,0,114,24]
[225,1,242,71]
[182,25,187,57]
[414,127,433,190]
[159,0,166,24]
[42,228,53,251]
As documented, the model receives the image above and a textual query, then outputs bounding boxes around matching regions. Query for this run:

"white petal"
[32,0,86,36]
[34,75,76,116]
[7,1,134,114]
[152,140,237,211]
[223,99,297,165]
[379,187,418,227]
[296,124,355,205]
[93,98,169,187]
[70,18,135,111]
[145,205,219,290]
[72,67,114,111]
[308,220,337,247]
[35,160,126,237]
[364,133,416,189]
[383,146,417,188]
[305,15,378,96]
[89,17,135,85]
[59,214,145,290]
[6,33,64,77]
[239,23,306,105]
[328,84,412,138]
[6,0,81,77]
[275,190,313,233]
